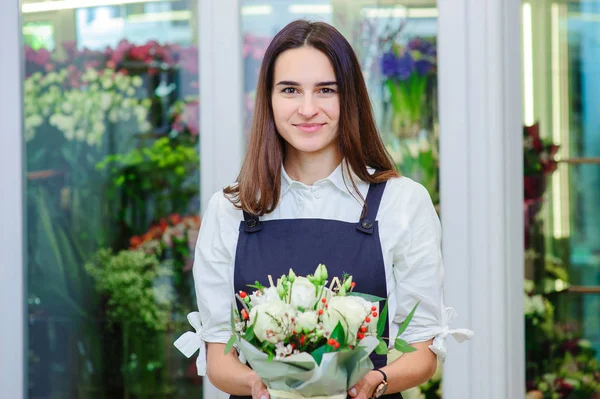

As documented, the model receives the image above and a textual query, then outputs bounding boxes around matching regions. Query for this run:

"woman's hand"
[348,370,384,399]
[249,372,270,399]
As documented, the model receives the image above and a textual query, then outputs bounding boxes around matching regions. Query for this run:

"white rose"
[418,136,430,152]
[249,286,281,307]
[531,295,545,315]
[324,296,371,345]
[250,302,296,344]
[407,140,420,158]
[296,311,318,333]
[290,277,318,310]
[132,76,143,87]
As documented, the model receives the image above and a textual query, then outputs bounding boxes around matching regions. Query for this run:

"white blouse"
[175,162,473,376]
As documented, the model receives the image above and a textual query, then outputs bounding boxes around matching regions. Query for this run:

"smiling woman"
[271,46,341,160]
[226,20,398,217]
[177,18,471,399]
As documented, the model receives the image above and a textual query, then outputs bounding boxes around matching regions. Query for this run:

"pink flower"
[183,101,200,136]
[35,48,51,66]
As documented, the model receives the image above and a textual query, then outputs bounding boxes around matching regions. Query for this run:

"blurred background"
[3,0,599,398]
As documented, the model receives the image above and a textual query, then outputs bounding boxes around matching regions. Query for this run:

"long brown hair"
[224,20,399,215]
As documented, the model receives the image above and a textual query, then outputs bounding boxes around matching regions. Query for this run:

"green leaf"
[230,305,236,329]
[244,316,257,342]
[330,321,347,348]
[347,292,386,302]
[375,338,389,355]
[310,345,328,365]
[396,301,420,337]
[394,339,417,353]
[223,334,237,355]
[267,352,274,362]
[247,281,266,291]
[377,300,389,338]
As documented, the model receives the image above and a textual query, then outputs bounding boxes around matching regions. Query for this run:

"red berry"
[291,343,296,349]
[318,310,324,315]
[293,330,297,335]
[371,306,377,311]
[326,304,329,309]
[322,298,327,303]
[239,291,247,298]
[372,312,378,317]
[334,342,340,349]
[357,333,364,340]
[351,282,356,288]
[241,309,249,320]
[328,339,335,346]
[360,327,367,333]
[365,317,371,323]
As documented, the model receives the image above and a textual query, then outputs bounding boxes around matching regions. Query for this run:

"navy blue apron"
[230,181,402,399]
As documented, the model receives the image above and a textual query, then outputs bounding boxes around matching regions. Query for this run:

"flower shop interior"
[1,0,599,398]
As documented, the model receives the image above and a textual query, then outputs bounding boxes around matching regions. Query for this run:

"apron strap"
[242,211,262,233]
[357,181,387,235]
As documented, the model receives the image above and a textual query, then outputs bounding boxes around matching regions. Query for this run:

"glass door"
[522,0,600,396]
[240,1,442,398]
[22,0,203,397]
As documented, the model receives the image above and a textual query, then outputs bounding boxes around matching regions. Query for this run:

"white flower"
[249,301,296,344]
[314,264,328,282]
[290,277,318,310]
[296,311,318,333]
[407,140,420,158]
[524,294,546,316]
[418,136,430,152]
[249,286,281,307]
[274,342,294,359]
[101,93,113,111]
[524,280,535,294]
[132,76,143,87]
[323,296,371,345]
[389,147,403,164]
[61,102,73,114]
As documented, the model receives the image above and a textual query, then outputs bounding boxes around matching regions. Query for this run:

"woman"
[178,20,471,399]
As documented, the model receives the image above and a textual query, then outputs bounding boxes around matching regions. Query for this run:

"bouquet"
[226,264,419,399]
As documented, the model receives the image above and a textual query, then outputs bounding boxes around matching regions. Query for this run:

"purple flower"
[415,59,433,76]
[408,37,436,57]
[381,52,399,79]
[408,38,424,51]
[396,52,415,80]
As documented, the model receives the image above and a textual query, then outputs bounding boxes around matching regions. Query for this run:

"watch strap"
[374,368,387,382]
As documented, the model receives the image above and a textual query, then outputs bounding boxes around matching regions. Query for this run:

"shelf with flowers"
[24,39,202,398]
[84,213,203,397]
[523,258,600,399]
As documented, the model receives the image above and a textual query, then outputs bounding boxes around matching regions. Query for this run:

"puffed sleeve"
[173,191,238,375]
[391,182,473,363]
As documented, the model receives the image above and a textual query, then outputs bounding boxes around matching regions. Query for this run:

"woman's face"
[271,46,340,158]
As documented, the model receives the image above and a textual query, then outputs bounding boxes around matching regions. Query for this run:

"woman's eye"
[319,88,336,94]
[282,87,298,94]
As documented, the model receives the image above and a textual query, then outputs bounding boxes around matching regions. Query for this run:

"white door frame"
[0,0,25,397]
[438,0,525,398]
[198,0,243,398]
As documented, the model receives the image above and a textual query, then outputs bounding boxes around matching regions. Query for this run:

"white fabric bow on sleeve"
[173,311,208,376]
[429,307,474,363]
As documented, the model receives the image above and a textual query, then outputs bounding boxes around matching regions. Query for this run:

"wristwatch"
[370,369,388,398]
